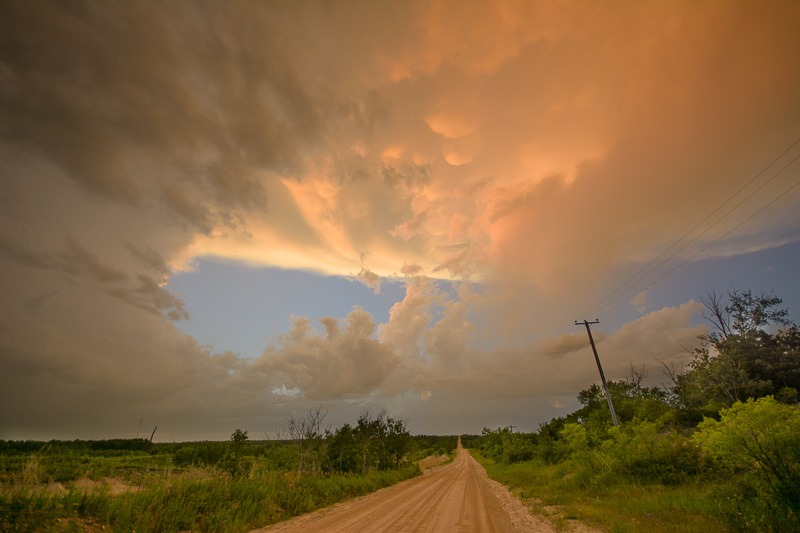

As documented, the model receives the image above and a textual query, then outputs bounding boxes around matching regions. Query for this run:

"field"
[0,435,456,532]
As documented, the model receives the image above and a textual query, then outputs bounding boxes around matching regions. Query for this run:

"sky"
[2,1,800,441]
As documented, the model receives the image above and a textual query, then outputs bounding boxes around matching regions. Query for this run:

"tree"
[673,289,799,417]
[326,410,411,473]
[699,288,791,343]
[284,406,328,475]
[326,422,358,473]
[353,409,410,472]
[228,428,249,478]
[576,373,671,427]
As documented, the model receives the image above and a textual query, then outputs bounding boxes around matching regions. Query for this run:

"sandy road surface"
[254,443,557,533]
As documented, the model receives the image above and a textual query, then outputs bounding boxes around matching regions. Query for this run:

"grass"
[1,454,421,532]
[0,448,177,485]
[470,450,731,532]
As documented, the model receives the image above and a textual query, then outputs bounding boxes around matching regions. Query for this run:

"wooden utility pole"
[575,320,619,426]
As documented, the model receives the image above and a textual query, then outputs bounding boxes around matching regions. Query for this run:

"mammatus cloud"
[1,1,799,438]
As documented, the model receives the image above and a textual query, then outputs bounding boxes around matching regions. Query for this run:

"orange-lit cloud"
[2,1,799,438]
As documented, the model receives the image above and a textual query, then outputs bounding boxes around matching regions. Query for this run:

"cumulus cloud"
[424,300,472,369]
[255,308,398,399]
[379,276,443,358]
[600,301,707,375]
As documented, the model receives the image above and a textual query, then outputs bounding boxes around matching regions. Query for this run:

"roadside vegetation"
[469,288,800,532]
[5,287,796,532]
[0,411,456,532]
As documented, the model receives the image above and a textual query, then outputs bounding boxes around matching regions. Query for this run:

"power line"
[582,135,800,319]
[517,332,586,428]
[524,136,800,431]
[597,172,800,318]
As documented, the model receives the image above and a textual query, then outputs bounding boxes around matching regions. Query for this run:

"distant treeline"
[1,422,458,476]
[0,439,153,454]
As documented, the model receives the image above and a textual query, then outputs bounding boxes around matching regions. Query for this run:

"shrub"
[694,396,800,529]
[601,419,702,485]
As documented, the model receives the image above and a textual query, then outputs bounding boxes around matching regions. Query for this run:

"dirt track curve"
[253,442,560,533]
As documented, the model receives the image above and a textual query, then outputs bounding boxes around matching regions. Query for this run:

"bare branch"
[699,289,729,341]
[657,358,682,388]
[627,363,646,390]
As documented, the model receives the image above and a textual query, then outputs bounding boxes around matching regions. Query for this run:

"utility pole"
[575,320,619,426]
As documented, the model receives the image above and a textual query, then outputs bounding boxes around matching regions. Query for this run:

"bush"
[601,419,702,485]
[694,396,800,529]
[503,435,536,463]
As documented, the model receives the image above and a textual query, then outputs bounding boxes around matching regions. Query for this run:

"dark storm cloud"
[0,232,186,319]
[0,0,369,439]
[108,274,189,321]
[125,242,171,278]
[60,239,129,283]
[0,1,330,231]
[0,234,128,284]
[0,233,55,270]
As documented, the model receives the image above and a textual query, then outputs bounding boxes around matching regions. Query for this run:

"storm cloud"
[1,1,799,439]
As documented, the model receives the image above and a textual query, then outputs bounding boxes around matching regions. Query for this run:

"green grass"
[0,448,178,485]
[1,455,420,532]
[470,450,731,532]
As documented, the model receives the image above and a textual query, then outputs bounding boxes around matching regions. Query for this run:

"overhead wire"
[597,171,800,319]
[522,135,800,431]
[518,333,587,429]
[583,135,800,319]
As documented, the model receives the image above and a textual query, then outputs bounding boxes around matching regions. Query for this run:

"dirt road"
[254,443,558,533]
